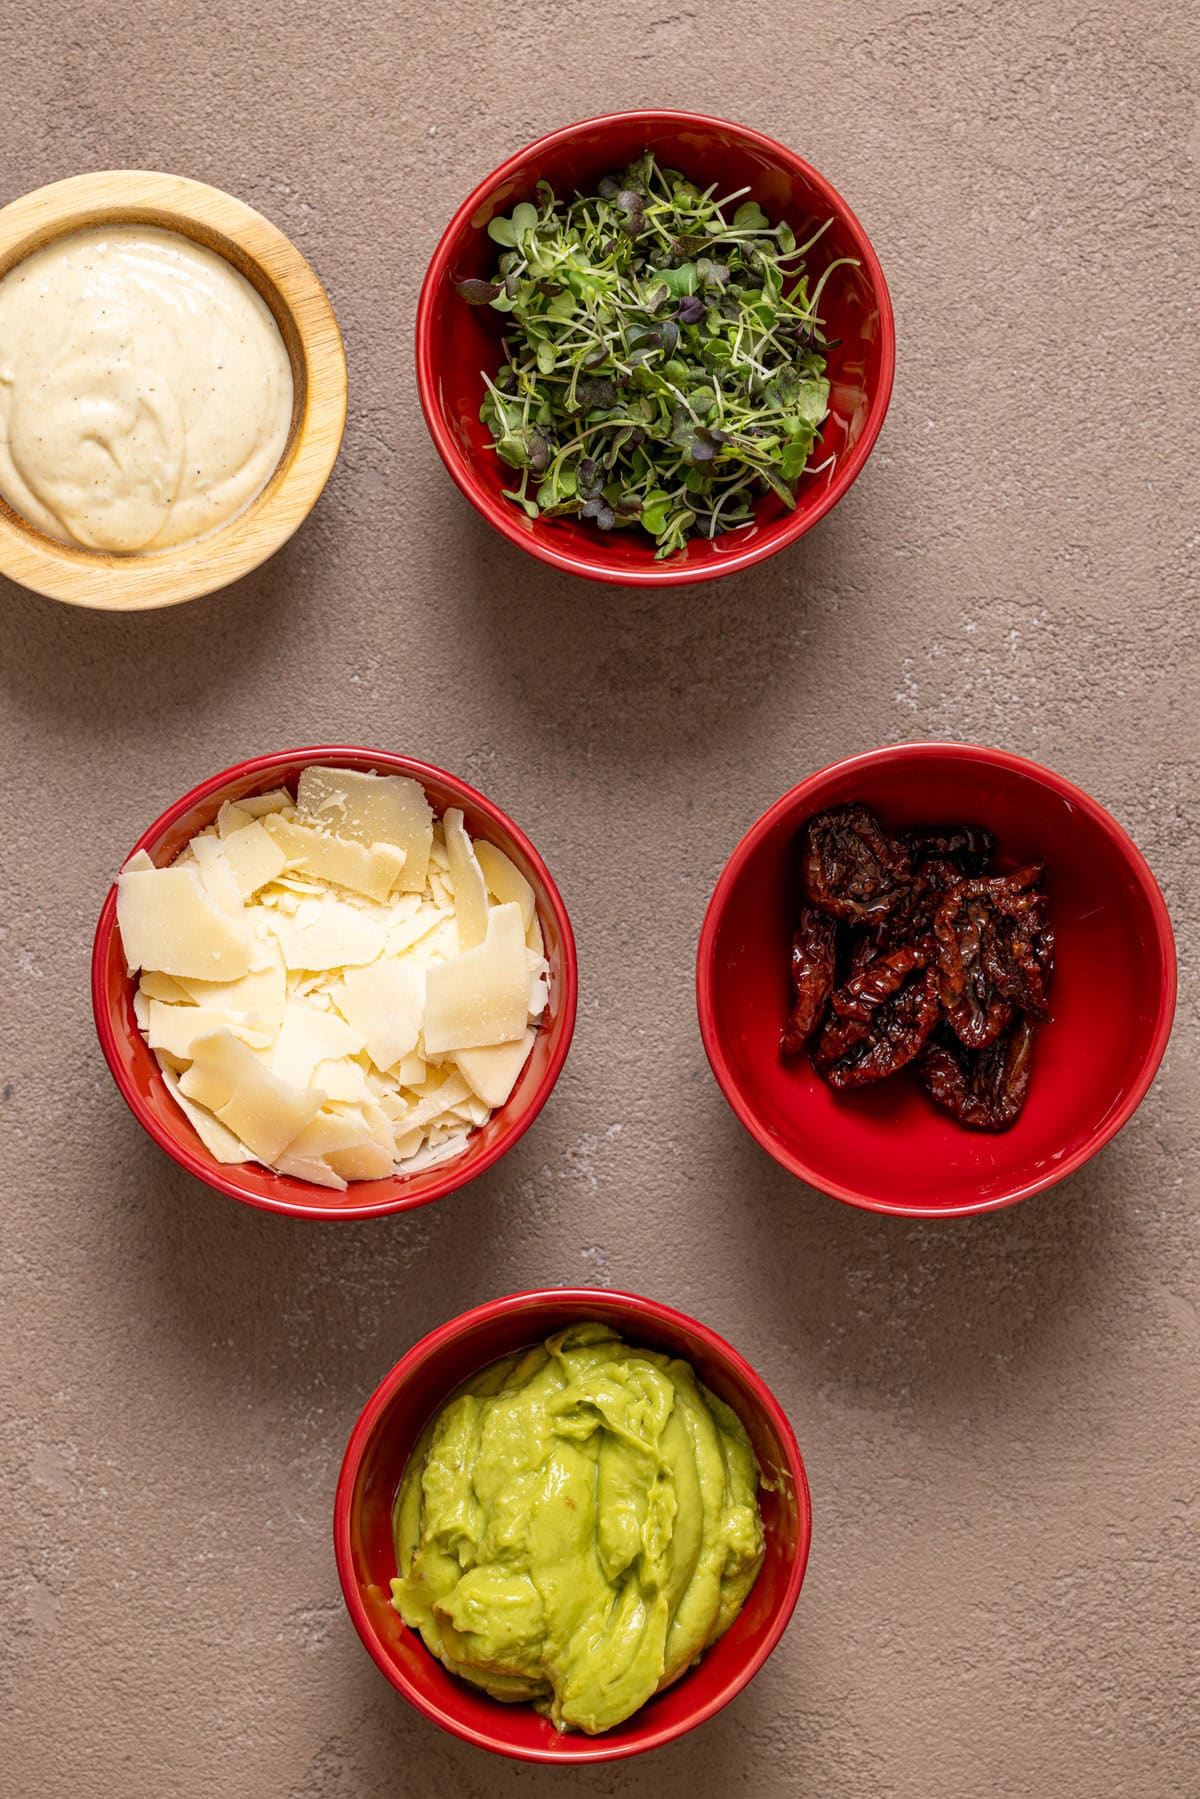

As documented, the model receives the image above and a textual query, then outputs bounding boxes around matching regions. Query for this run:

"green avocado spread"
[390,1322,765,1735]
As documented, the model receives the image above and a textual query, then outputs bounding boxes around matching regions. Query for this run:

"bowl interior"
[420,112,891,581]
[701,748,1175,1216]
[94,751,575,1218]
[337,1291,809,1762]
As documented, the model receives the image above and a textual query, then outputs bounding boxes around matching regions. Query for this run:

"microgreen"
[460,152,851,559]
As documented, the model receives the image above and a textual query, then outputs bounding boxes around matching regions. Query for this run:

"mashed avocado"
[390,1322,765,1735]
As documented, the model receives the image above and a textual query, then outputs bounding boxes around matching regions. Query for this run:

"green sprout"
[459,152,854,559]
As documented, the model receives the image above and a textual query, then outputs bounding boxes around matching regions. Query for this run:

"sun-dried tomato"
[917,1016,1036,1131]
[869,855,964,960]
[812,943,928,1064]
[900,824,995,877]
[813,965,941,1089]
[780,906,837,1054]
[830,942,928,1022]
[983,887,1054,1020]
[783,801,1052,1129]
[801,804,911,923]
[933,887,1014,1048]
[934,866,1054,1048]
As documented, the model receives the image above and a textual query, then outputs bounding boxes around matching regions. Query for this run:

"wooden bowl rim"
[0,170,347,611]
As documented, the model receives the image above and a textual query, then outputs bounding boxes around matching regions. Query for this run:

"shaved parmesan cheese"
[219,818,287,897]
[266,894,386,971]
[276,1106,391,1184]
[331,961,423,1072]
[117,866,252,980]
[173,1030,259,1111]
[427,859,454,914]
[190,835,246,918]
[275,1152,349,1190]
[312,1057,373,1103]
[288,968,326,999]
[216,800,253,839]
[474,840,536,932]
[160,1066,254,1164]
[270,876,325,898]
[454,1028,537,1109]
[270,1004,364,1087]
[399,1131,472,1173]
[528,951,550,1016]
[420,916,464,966]
[405,1071,472,1128]
[443,809,490,950]
[236,788,293,817]
[147,1000,273,1060]
[179,1030,326,1163]
[326,1139,395,1181]
[262,814,406,902]
[386,892,423,926]
[123,848,156,874]
[123,767,550,1189]
[424,903,530,1054]
[352,1098,398,1151]
[297,767,434,893]
[287,1109,371,1160]
[138,970,194,1004]
[174,947,286,1021]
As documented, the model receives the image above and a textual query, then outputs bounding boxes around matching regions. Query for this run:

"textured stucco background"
[1,3,1197,1795]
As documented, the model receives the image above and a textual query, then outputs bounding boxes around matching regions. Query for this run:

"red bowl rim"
[414,107,896,587]
[333,1286,812,1763]
[91,746,578,1221]
[696,740,1178,1218]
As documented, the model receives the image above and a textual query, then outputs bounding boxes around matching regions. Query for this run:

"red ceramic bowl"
[334,1288,811,1763]
[416,109,894,586]
[697,743,1177,1218]
[92,748,577,1220]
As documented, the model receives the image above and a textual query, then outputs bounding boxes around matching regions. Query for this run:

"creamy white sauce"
[0,225,293,553]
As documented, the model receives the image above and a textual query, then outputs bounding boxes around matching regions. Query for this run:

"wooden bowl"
[0,171,347,610]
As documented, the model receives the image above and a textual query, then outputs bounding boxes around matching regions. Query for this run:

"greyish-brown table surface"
[2,4,1197,1796]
